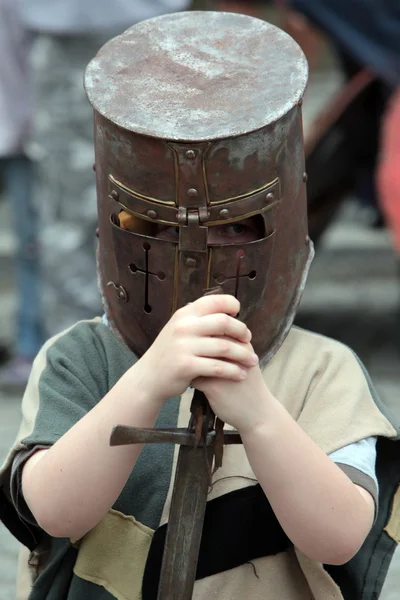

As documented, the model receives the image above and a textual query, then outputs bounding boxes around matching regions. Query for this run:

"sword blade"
[110,425,194,447]
[157,442,213,600]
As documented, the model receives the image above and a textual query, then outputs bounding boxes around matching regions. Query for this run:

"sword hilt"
[190,389,226,474]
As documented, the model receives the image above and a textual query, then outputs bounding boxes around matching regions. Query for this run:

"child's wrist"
[237,389,280,438]
[126,361,168,408]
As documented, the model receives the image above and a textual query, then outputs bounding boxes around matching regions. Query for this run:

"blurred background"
[0,1,399,598]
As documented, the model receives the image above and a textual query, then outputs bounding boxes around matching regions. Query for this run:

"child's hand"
[137,295,258,403]
[193,361,273,434]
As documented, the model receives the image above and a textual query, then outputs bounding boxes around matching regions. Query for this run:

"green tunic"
[0,318,398,600]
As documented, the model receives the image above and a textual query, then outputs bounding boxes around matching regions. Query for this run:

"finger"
[191,357,248,381]
[180,294,240,318]
[190,376,207,390]
[192,338,258,368]
[196,313,252,343]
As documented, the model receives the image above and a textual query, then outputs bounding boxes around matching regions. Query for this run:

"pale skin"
[22,220,374,565]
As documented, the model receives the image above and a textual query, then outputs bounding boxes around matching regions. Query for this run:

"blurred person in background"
[217,0,400,321]
[216,1,398,223]
[289,0,400,86]
[288,0,400,227]
[285,0,400,332]
[20,0,191,340]
[0,0,44,391]
[216,0,399,87]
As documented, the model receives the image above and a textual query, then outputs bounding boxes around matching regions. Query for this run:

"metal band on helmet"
[85,11,313,361]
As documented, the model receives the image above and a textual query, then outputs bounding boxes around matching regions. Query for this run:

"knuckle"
[173,306,186,319]
[239,322,248,335]
[213,295,225,309]
[173,322,186,336]
[216,313,229,329]
[236,342,245,354]
[196,295,211,309]
[221,295,240,316]
[212,362,225,377]
[208,294,226,312]
[217,339,230,355]
[232,296,241,310]
[238,323,251,341]
[173,316,193,337]
[233,367,244,380]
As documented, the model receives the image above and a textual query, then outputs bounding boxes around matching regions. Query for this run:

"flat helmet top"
[85,10,308,141]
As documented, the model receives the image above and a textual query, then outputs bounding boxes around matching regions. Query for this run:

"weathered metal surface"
[107,174,280,226]
[87,9,312,362]
[85,11,307,141]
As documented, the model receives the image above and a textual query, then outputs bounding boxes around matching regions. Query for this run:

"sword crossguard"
[110,424,241,448]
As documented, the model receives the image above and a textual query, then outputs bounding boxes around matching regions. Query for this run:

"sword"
[110,389,243,599]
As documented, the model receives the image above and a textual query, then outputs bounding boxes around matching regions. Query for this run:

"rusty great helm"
[85,11,313,362]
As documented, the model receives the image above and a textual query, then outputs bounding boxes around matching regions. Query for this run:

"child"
[1,11,399,600]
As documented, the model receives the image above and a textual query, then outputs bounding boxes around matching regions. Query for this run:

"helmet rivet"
[185,257,197,268]
[265,192,274,202]
[185,150,196,160]
[303,172,308,183]
[187,188,198,197]
[146,209,158,219]
[219,209,230,219]
[110,190,119,201]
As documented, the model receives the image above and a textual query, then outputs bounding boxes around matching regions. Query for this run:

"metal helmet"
[85,11,313,362]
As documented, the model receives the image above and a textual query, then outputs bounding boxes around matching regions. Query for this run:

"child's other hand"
[137,294,258,403]
[193,362,273,434]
